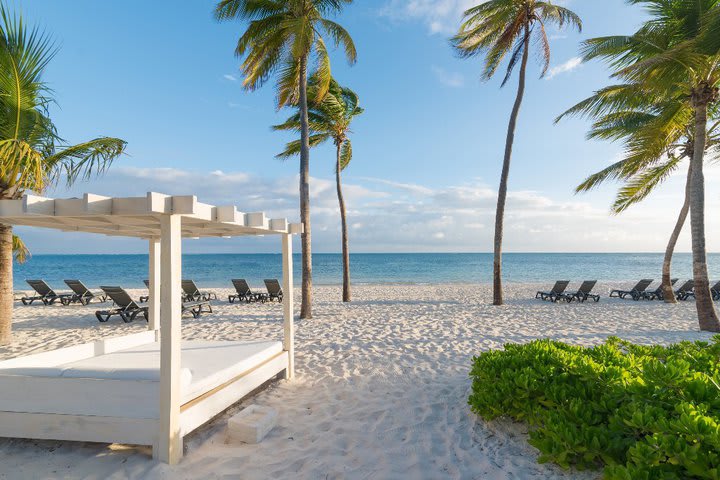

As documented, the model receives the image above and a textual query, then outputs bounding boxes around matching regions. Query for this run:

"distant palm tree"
[558,82,719,303]
[581,0,720,331]
[0,3,127,344]
[452,1,581,305]
[215,0,356,319]
[274,78,363,302]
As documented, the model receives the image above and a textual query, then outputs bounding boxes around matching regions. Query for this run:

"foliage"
[557,81,720,213]
[556,0,720,215]
[469,337,720,478]
[451,0,582,86]
[273,77,363,169]
[11,234,27,263]
[0,2,126,200]
[213,0,357,108]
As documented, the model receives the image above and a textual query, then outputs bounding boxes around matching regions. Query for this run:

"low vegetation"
[469,337,720,479]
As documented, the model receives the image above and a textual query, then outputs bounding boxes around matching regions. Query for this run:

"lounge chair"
[139,279,150,303]
[229,279,264,303]
[97,286,212,322]
[264,279,283,303]
[711,281,720,301]
[96,286,148,323]
[609,279,653,300]
[562,280,600,303]
[21,280,73,306]
[535,281,570,302]
[140,279,180,301]
[644,278,679,301]
[182,279,217,301]
[673,280,695,301]
[64,280,107,305]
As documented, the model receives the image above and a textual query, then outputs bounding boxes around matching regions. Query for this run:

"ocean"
[10,253,720,290]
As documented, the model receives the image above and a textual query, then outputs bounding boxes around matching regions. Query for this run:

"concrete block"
[227,405,277,444]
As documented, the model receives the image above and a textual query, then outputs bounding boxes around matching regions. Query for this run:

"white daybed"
[0,331,288,447]
[0,193,302,464]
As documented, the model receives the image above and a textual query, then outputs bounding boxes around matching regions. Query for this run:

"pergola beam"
[0,192,300,238]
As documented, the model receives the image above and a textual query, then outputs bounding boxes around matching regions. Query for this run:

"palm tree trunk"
[0,223,13,345]
[493,24,530,306]
[689,87,720,331]
[299,55,313,319]
[661,162,692,303]
[336,142,351,302]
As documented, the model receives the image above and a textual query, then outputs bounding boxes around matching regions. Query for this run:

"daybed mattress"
[0,340,283,403]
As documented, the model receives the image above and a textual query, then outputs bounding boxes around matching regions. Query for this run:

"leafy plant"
[469,337,720,478]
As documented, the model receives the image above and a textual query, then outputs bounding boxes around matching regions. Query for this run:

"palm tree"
[581,0,720,331]
[274,78,363,302]
[451,1,582,305]
[558,82,719,303]
[215,0,356,319]
[0,3,127,344]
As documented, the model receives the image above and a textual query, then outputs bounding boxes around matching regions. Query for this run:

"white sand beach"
[0,283,713,480]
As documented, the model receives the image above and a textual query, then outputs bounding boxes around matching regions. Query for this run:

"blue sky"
[12,0,719,253]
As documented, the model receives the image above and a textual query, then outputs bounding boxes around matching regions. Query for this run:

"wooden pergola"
[0,192,302,464]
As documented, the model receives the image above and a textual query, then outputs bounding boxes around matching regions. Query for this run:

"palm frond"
[339,139,352,170]
[11,233,28,263]
[612,156,682,213]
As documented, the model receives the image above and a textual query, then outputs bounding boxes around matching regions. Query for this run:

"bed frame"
[0,331,289,450]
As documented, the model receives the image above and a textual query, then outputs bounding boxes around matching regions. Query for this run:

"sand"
[0,283,713,480]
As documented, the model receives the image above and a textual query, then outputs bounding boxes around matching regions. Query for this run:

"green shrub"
[469,336,720,479]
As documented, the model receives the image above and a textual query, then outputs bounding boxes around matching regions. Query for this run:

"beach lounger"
[609,279,653,300]
[182,279,218,301]
[562,280,600,303]
[140,279,186,303]
[139,279,150,303]
[21,280,73,306]
[674,280,695,301]
[64,280,107,305]
[98,286,212,322]
[711,281,720,301]
[535,281,570,302]
[644,278,678,300]
[96,286,148,323]
[228,279,264,303]
[263,279,283,303]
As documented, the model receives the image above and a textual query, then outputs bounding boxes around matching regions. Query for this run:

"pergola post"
[155,214,183,464]
[282,233,294,380]
[148,238,161,333]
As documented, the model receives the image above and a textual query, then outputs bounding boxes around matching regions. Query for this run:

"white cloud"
[431,65,465,88]
[546,56,583,79]
[17,165,719,254]
[223,74,237,82]
[378,0,475,34]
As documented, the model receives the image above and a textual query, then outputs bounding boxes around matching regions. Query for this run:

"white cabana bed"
[0,192,302,464]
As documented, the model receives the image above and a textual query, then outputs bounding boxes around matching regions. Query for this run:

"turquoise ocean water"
[10,253,720,290]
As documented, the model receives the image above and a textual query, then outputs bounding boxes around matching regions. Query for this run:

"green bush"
[469,337,720,479]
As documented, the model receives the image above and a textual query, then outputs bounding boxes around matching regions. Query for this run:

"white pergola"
[0,192,302,464]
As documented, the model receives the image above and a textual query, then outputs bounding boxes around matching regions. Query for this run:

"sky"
[10,0,720,254]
